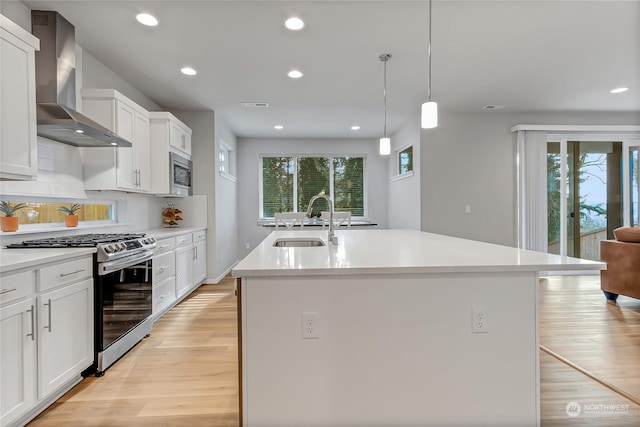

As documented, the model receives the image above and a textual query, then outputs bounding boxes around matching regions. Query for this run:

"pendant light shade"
[379,137,391,155]
[421,0,438,129]
[421,101,438,128]
[379,53,392,155]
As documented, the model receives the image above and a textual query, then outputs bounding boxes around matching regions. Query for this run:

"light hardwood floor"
[29,275,640,426]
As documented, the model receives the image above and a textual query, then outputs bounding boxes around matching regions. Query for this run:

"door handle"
[27,305,35,340]
[44,299,52,332]
[569,212,575,218]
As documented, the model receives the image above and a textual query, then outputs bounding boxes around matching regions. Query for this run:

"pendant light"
[379,53,392,155]
[421,0,438,129]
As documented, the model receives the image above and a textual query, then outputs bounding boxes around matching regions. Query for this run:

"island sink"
[272,237,325,247]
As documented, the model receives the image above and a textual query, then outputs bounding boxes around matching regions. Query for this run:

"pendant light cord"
[428,0,432,102]
[383,58,387,137]
[379,53,392,138]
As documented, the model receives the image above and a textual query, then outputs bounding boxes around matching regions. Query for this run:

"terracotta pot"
[65,215,79,227]
[1,216,19,232]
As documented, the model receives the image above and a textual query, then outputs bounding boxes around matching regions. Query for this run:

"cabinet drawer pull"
[158,265,168,274]
[44,299,52,332]
[160,292,170,300]
[27,305,35,341]
[0,288,17,294]
[159,244,170,249]
[59,269,84,277]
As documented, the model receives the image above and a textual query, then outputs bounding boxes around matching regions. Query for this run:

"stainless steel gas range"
[7,233,157,375]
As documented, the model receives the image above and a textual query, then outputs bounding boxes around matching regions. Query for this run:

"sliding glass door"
[547,140,623,260]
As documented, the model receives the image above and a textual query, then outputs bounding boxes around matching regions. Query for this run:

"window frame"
[218,139,237,182]
[0,196,118,232]
[258,153,368,220]
[391,143,415,182]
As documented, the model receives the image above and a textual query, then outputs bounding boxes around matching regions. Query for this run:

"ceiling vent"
[241,102,269,108]
[483,105,505,110]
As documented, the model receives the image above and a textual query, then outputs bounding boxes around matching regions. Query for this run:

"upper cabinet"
[149,112,192,196]
[150,112,192,157]
[0,15,40,180]
[81,89,150,192]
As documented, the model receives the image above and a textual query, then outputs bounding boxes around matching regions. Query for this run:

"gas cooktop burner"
[6,233,148,248]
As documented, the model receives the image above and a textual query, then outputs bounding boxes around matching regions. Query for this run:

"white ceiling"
[22,0,640,139]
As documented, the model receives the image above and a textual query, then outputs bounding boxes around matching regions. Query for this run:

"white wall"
[214,115,239,279]
[172,110,239,282]
[388,112,420,229]
[237,137,388,256]
[420,111,640,247]
[0,1,30,30]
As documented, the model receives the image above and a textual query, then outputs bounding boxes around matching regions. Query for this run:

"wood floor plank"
[28,274,640,426]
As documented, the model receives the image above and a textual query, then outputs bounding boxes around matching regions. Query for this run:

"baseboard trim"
[210,260,240,284]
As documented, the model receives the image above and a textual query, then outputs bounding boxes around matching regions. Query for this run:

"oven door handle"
[98,251,153,276]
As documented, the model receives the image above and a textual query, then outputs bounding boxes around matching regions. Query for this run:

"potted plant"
[58,203,82,227]
[0,202,27,232]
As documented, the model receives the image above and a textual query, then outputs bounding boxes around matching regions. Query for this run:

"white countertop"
[0,247,97,273]
[0,227,206,273]
[232,229,605,277]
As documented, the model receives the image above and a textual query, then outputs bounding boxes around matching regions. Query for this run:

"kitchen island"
[232,229,604,426]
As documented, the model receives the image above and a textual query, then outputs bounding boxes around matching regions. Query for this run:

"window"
[219,149,228,173]
[261,155,365,218]
[398,146,413,175]
[2,201,115,227]
[218,140,237,182]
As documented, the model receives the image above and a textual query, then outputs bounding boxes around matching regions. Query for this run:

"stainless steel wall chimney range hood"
[31,11,131,147]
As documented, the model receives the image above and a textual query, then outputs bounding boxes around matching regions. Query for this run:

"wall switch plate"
[472,307,488,333]
[302,312,319,339]
[245,243,250,250]
[465,205,472,214]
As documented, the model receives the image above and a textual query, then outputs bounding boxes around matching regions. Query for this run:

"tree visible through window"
[261,156,365,218]
[399,146,413,175]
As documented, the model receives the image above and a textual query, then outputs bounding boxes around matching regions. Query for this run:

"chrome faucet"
[306,192,338,245]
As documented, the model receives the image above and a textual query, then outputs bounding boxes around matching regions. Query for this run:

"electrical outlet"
[472,307,488,333]
[302,312,319,339]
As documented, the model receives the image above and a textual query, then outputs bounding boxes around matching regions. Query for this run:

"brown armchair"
[600,227,640,302]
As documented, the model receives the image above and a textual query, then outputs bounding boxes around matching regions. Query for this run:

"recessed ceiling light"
[287,70,303,79]
[610,87,629,94]
[274,125,284,130]
[285,17,305,31]
[181,67,197,76]
[351,126,360,130]
[136,13,158,27]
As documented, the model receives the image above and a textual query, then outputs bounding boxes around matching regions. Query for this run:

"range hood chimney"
[31,10,131,147]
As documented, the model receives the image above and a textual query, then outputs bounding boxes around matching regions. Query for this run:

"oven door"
[96,254,153,352]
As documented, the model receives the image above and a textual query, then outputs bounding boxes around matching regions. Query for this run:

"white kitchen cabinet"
[193,231,207,285]
[0,256,93,427]
[81,89,150,192]
[175,243,194,299]
[149,112,192,196]
[0,298,36,427]
[152,238,177,320]
[37,278,93,399]
[0,15,39,180]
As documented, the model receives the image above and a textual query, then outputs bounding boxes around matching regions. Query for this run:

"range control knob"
[108,244,117,253]
[118,242,127,251]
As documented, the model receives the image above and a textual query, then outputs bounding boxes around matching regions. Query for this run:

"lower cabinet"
[152,230,207,321]
[175,244,194,298]
[38,279,93,399]
[0,257,93,427]
[0,298,35,427]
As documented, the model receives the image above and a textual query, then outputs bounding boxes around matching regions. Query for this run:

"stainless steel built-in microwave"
[170,152,193,197]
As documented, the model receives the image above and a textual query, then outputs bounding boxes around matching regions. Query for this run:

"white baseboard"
[209,259,241,284]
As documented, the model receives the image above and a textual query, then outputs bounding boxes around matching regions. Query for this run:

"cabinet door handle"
[44,299,52,332]
[27,305,35,340]
[0,288,17,294]
[158,265,167,274]
[159,244,170,249]
[60,269,84,277]
[160,292,170,300]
